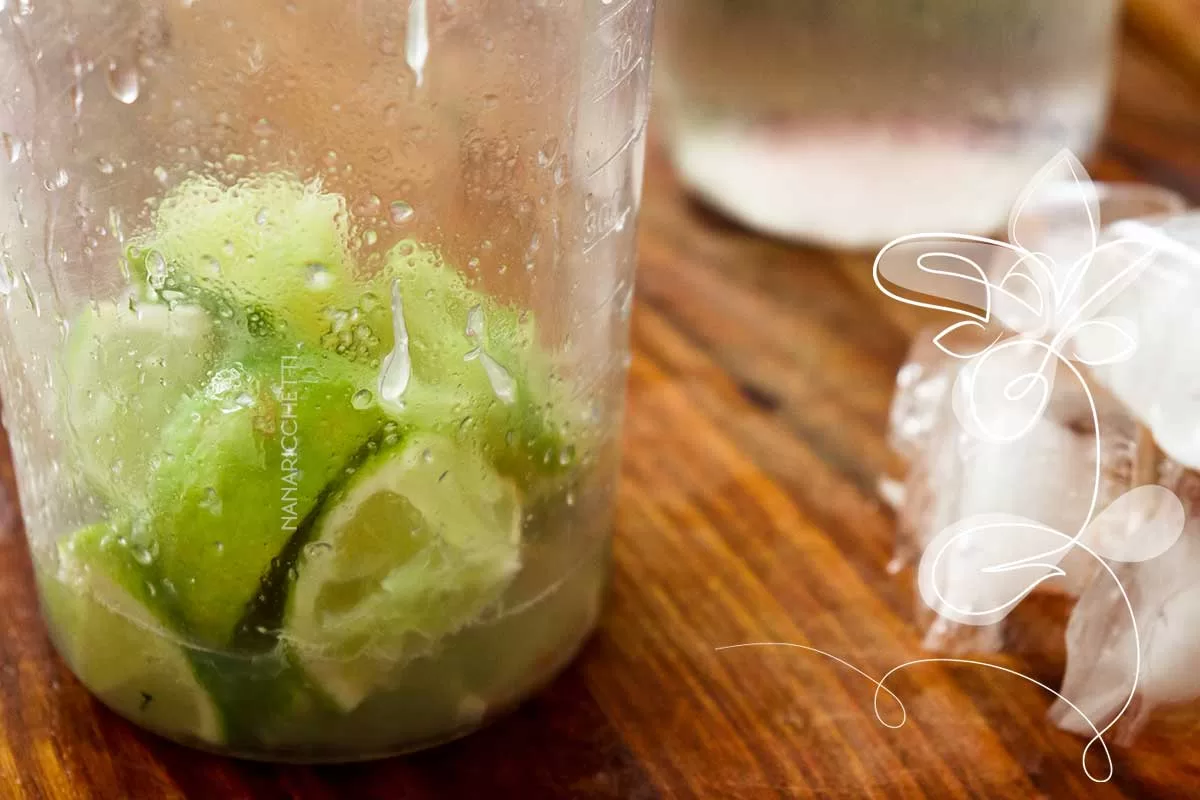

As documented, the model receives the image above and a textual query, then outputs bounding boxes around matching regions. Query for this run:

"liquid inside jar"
[655,0,1120,248]
[36,172,615,760]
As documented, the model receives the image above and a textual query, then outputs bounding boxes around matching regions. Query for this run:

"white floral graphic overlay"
[721,150,1186,783]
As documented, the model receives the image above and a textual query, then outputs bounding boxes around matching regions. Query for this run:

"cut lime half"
[65,299,215,504]
[131,173,356,352]
[285,434,523,711]
[41,523,223,745]
[374,245,577,484]
[143,351,384,647]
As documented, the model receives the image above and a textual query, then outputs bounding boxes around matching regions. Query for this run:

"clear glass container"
[0,0,653,761]
[654,0,1121,248]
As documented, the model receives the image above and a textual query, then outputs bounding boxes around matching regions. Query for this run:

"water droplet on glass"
[467,257,480,271]
[558,445,576,466]
[389,200,414,225]
[153,166,169,185]
[255,207,269,226]
[307,262,334,290]
[304,541,333,559]
[0,254,14,296]
[465,304,484,338]
[43,169,69,191]
[96,157,114,175]
[378,279,412,410]
[1,133,20,164]
[235,392,254,408]
[383,103,402,126]
[222,239,235,256]
[537,138,558,167]
[406,0,430,87]
[618,284,634,321]
[351,388,373,410]
[355,194,382,218]
[247,40,265,72]
[363,230,378,247]
[251,118,273,138]
[479,352,516,405]
[379,36,398,56]
[146,250,167,289]
[200,487,222,516]
[105,60,140,104]
[131,543,155,566]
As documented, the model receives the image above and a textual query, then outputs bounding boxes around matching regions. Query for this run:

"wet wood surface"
[2,23,1200,800]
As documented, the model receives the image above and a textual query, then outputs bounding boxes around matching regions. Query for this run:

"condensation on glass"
[0,0,653,760]
[654,0,1121,248]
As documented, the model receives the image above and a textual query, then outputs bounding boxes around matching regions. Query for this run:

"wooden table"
[3,23,1200,800]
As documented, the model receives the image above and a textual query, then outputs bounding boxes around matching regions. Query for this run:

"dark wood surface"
[3,23,1200,800]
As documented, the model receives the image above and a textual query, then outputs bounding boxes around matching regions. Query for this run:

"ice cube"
[888,334,959,467]
[885,332,965,572]
[886,328,1141,652]
[989,182,1185,337]
[1052,466,1200,743]
[1079,213,1200,469]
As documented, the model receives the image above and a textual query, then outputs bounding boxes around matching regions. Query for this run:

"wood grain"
[3,21,1200,800]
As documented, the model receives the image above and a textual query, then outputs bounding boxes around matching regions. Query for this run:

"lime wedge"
[64,299,215,504]
[285,433,522,711]
[130,173,356,352]
[143,351,384,646]
[39,523,223,745]
[374,245,575,483]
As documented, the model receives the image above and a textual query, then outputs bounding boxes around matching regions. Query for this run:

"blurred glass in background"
[654,0,1122,248]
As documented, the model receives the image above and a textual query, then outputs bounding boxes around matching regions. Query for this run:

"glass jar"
[0,0,653,761]
[654,0,1121,248]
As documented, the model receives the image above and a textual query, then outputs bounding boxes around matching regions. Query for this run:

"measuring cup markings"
[588,9,650,104]
[570,0,652,294]
[586,115,648,181]
[577,0,652,180]
[598,0,638,26]
[593,54,644,103]
[581,182,633,255]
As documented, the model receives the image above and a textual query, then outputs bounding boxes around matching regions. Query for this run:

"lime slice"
[142,350,385,646]
[373,245,576,483]
[39,523,223,745]
[285,433,522,711]
[130,173,356,351]
[64,298,215,504]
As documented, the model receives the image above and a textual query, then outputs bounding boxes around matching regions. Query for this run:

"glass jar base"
[40,544,610,762]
